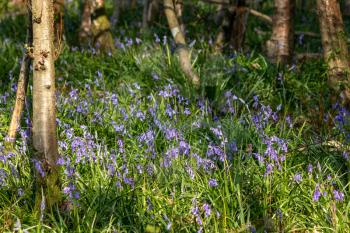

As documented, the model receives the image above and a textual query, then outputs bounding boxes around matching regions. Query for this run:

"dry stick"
[6,2,33,149]
[248,8,272,24]
[163,0,200,87]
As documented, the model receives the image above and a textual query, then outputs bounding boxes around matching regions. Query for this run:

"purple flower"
[185,165,195,180]
[253,153,264,163]
[203,203,211,217]
[179,141,191,155]
[313,184,321,202]
[307,164,313,174]
[34,160,45,177]
[333,190,345,202]
[123,177,135,188]
[208,179,218,188]
[264,163,273,176]
[164,128,180,140]
[293,173,302,183]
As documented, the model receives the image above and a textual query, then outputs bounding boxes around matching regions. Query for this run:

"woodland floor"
[1,1,350,232]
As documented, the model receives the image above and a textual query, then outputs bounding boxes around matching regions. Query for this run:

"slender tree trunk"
[6,3,33,149]
[344,0,350,16]
[32,0,61,209]
[229,0,248,51]
[163,0,200,87]
[131,0,137,8]
[147,0,160,25]
[266,0,295,65]
[175,0,185,33]
[111,0,121,27]
[317,0,350,102]
[214,0,248,52]
[91,0,115,52]
[143,0,160,30]
[214,0,229,52]
[53,0,64,53]
[142,0,149,29]
[79,0,92,45]
[80,0,115,52]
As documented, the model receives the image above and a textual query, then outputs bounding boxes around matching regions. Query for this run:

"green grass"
[1,1,350,232]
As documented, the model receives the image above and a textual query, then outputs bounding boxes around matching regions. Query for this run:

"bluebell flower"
[313,184,321,202]
[208,179,218,188]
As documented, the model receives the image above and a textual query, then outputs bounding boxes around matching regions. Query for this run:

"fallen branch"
[296,53,322,60]
[5,4,32,149]
[248,8,272,24]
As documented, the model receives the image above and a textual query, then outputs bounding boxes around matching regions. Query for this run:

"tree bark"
[147,0,160,26]
[91,0,115,52]
[317,0,350,102]
[80,0,115,52]
[266,0,295,65]
[344,0,350,16]
[164,0,200,87]
[6,2,33,149]
[53,0,64,54]
[79,0,92,45]
[32,0,61,209]
[142,0,149,29]
[214,0,248,52]
[175,0,185,33]
[111,0,121,27]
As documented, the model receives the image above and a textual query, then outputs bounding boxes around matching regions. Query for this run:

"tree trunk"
[32,0,61,209]
[266,0,295,65]
[53,0,64,54]
[317,0,350,102]
[91,0,115,52]
[142,0,149,29]
[175,0,185,33]
[229,0,248,51]
[163,0,200,87]
[214,0,248,52]
[147,0,160,26]
[6,2,33,149]
[344,0,350,16]
[80,0,115,52]
[79,0,92,45]
[111,0,121,27]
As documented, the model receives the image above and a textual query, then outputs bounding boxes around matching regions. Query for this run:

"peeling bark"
[266,0,295,65]
[164,0,200,87]
[317,0,350,102]
[32,0,61,209]
[6,3,33,149]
